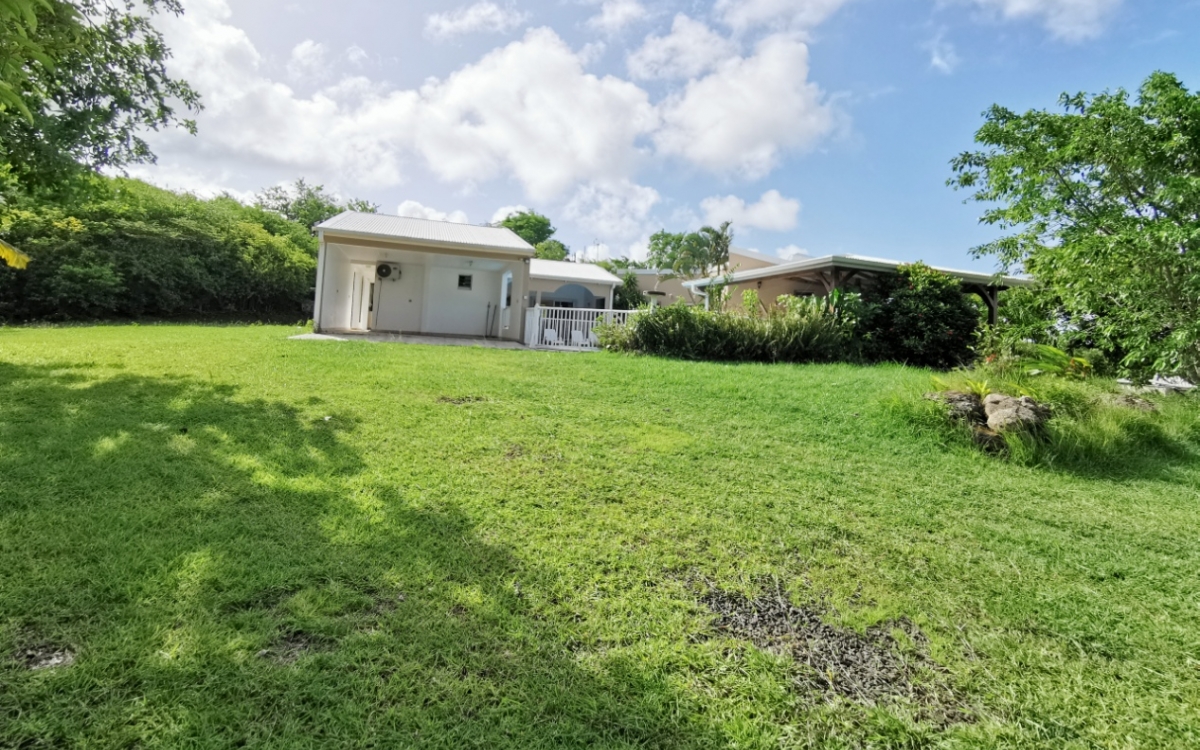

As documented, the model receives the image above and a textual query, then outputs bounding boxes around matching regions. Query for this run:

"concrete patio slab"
[289,332,529,349]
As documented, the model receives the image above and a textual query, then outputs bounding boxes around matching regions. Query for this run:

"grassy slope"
[1,325,1198,749]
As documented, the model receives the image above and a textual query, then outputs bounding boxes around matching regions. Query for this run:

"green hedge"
[599,294,853,364]
[0,178,317,321]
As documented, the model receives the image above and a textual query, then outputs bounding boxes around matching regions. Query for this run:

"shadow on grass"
[0,362,722,748]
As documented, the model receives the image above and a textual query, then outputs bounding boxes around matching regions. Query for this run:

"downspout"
[688,281,709,310]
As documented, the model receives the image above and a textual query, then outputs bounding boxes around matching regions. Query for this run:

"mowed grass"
[1,325,1198,749]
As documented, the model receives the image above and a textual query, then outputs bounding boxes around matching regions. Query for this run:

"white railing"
[525,307,636,350]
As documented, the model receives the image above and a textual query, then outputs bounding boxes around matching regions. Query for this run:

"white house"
[312,211,621,344]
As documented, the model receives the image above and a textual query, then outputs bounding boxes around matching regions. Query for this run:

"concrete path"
[289,332,528,349]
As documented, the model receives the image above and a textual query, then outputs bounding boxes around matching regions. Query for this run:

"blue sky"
[135,0,1200,271]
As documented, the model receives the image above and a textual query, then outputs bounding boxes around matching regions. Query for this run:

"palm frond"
[0,238,30,269]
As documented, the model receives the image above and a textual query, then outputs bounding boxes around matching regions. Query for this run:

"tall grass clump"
[598,291,853,364]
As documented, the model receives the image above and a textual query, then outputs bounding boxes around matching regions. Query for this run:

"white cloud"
[700,189,800,231]
[491,205,530,223]
[627,15,739,80]
[924,30,960,74]
[968,0,1122,41]
[345,44,369,66]
[145,4,659,201]
[425,2,528,40]
[776,244,811,260]
[397,200,470,223]
[714,0,852,33]
[655,34,836,178]
[587,0,648,33]
[564,179,660,241]
[286,39,329,82]
[410,28,659,201]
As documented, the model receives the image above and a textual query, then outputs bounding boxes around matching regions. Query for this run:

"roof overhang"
[685,254,1030,290]
[320,227,535,262]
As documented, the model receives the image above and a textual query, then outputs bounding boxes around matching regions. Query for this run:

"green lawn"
[2,325,1198,749]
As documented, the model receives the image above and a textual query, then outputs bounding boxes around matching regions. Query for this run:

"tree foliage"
[0,0,201,197]
[0,177,318,320]
[646,221,733,279]
[857,263,981,369]
[534,239,568,261]
[254,178,376,233]
[499,210,556,247]
[951,71,1200,380]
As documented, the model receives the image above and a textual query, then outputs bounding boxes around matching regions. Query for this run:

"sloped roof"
[529,259,622,286]
[317,211,534,255]
[687,254,1029,289]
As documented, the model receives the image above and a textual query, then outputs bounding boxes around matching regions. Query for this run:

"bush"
[858,263,980,369]
[598,294,852,364]
[0,177,318,321]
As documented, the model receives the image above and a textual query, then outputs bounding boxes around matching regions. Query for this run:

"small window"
[457,274,472,290]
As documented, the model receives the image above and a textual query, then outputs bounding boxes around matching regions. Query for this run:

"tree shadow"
[0,362,725,748]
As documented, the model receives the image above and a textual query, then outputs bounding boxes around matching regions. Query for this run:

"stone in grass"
[971,426,1007,454]
[22,646,75,671]
[924,391,985,424]
[1113,394,1158,412]
[983,394,1051,433]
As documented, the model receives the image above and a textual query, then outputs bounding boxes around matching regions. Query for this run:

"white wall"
[374,263,425,333]
[422,267,500,337]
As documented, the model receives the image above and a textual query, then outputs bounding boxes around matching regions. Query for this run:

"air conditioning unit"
[376,263,400,281]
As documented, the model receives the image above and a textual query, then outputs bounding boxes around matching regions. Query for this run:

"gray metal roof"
[686,254,1029,289]
[317,211,535,255]
[529,259,622,286]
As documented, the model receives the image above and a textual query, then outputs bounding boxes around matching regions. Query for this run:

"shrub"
[0,177,317,321]
[598,295,852,364]
[858,263,980,369]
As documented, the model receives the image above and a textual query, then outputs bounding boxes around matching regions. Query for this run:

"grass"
[1,324,1198,749]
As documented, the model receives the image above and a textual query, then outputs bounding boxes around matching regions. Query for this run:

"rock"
[972,426,1007,453]
[1113,394,1157,412]
[925,391,985,425]
[983,393,1050,433]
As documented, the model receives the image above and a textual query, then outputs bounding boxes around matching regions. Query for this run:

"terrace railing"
[524,307,636,350]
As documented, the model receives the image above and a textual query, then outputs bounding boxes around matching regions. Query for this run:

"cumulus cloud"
[286,39,329,82]
[655,34,836,178]
[776,244,811,260]
[586,0,649,33]
[345,44,369,66]
[924,30,960,74]
[627,15,739,80]
[714,0,853,33]
[410,28,659,201]
[425,2,528,40]
[397,200,470,223]
[490,205,530,223]
[700,189,800,231]
[968,0,1122,41]
[564,179,661,241]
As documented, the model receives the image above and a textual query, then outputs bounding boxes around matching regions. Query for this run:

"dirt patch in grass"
[436,395,486,405]
[18,645,75,671]
[699,578,971,725]
[257,631,329,665]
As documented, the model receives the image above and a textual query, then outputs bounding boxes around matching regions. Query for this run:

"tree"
[646,221,733,279]
[612,271,646,310]
[0,0,201,197]
[254,179,376,233]
[857,263,981,369]
[534,239,569,261]
[499,210,555,247]
[951,72,1200,380]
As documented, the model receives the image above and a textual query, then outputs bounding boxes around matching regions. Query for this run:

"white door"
[350,270,370,331]
[375,265,424,333]
[499,271,513,334]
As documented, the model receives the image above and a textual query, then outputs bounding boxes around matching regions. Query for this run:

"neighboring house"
[528,259,621,309]
[313,211,621,341]
[632,247,785,306]
[685,254,1029,324]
